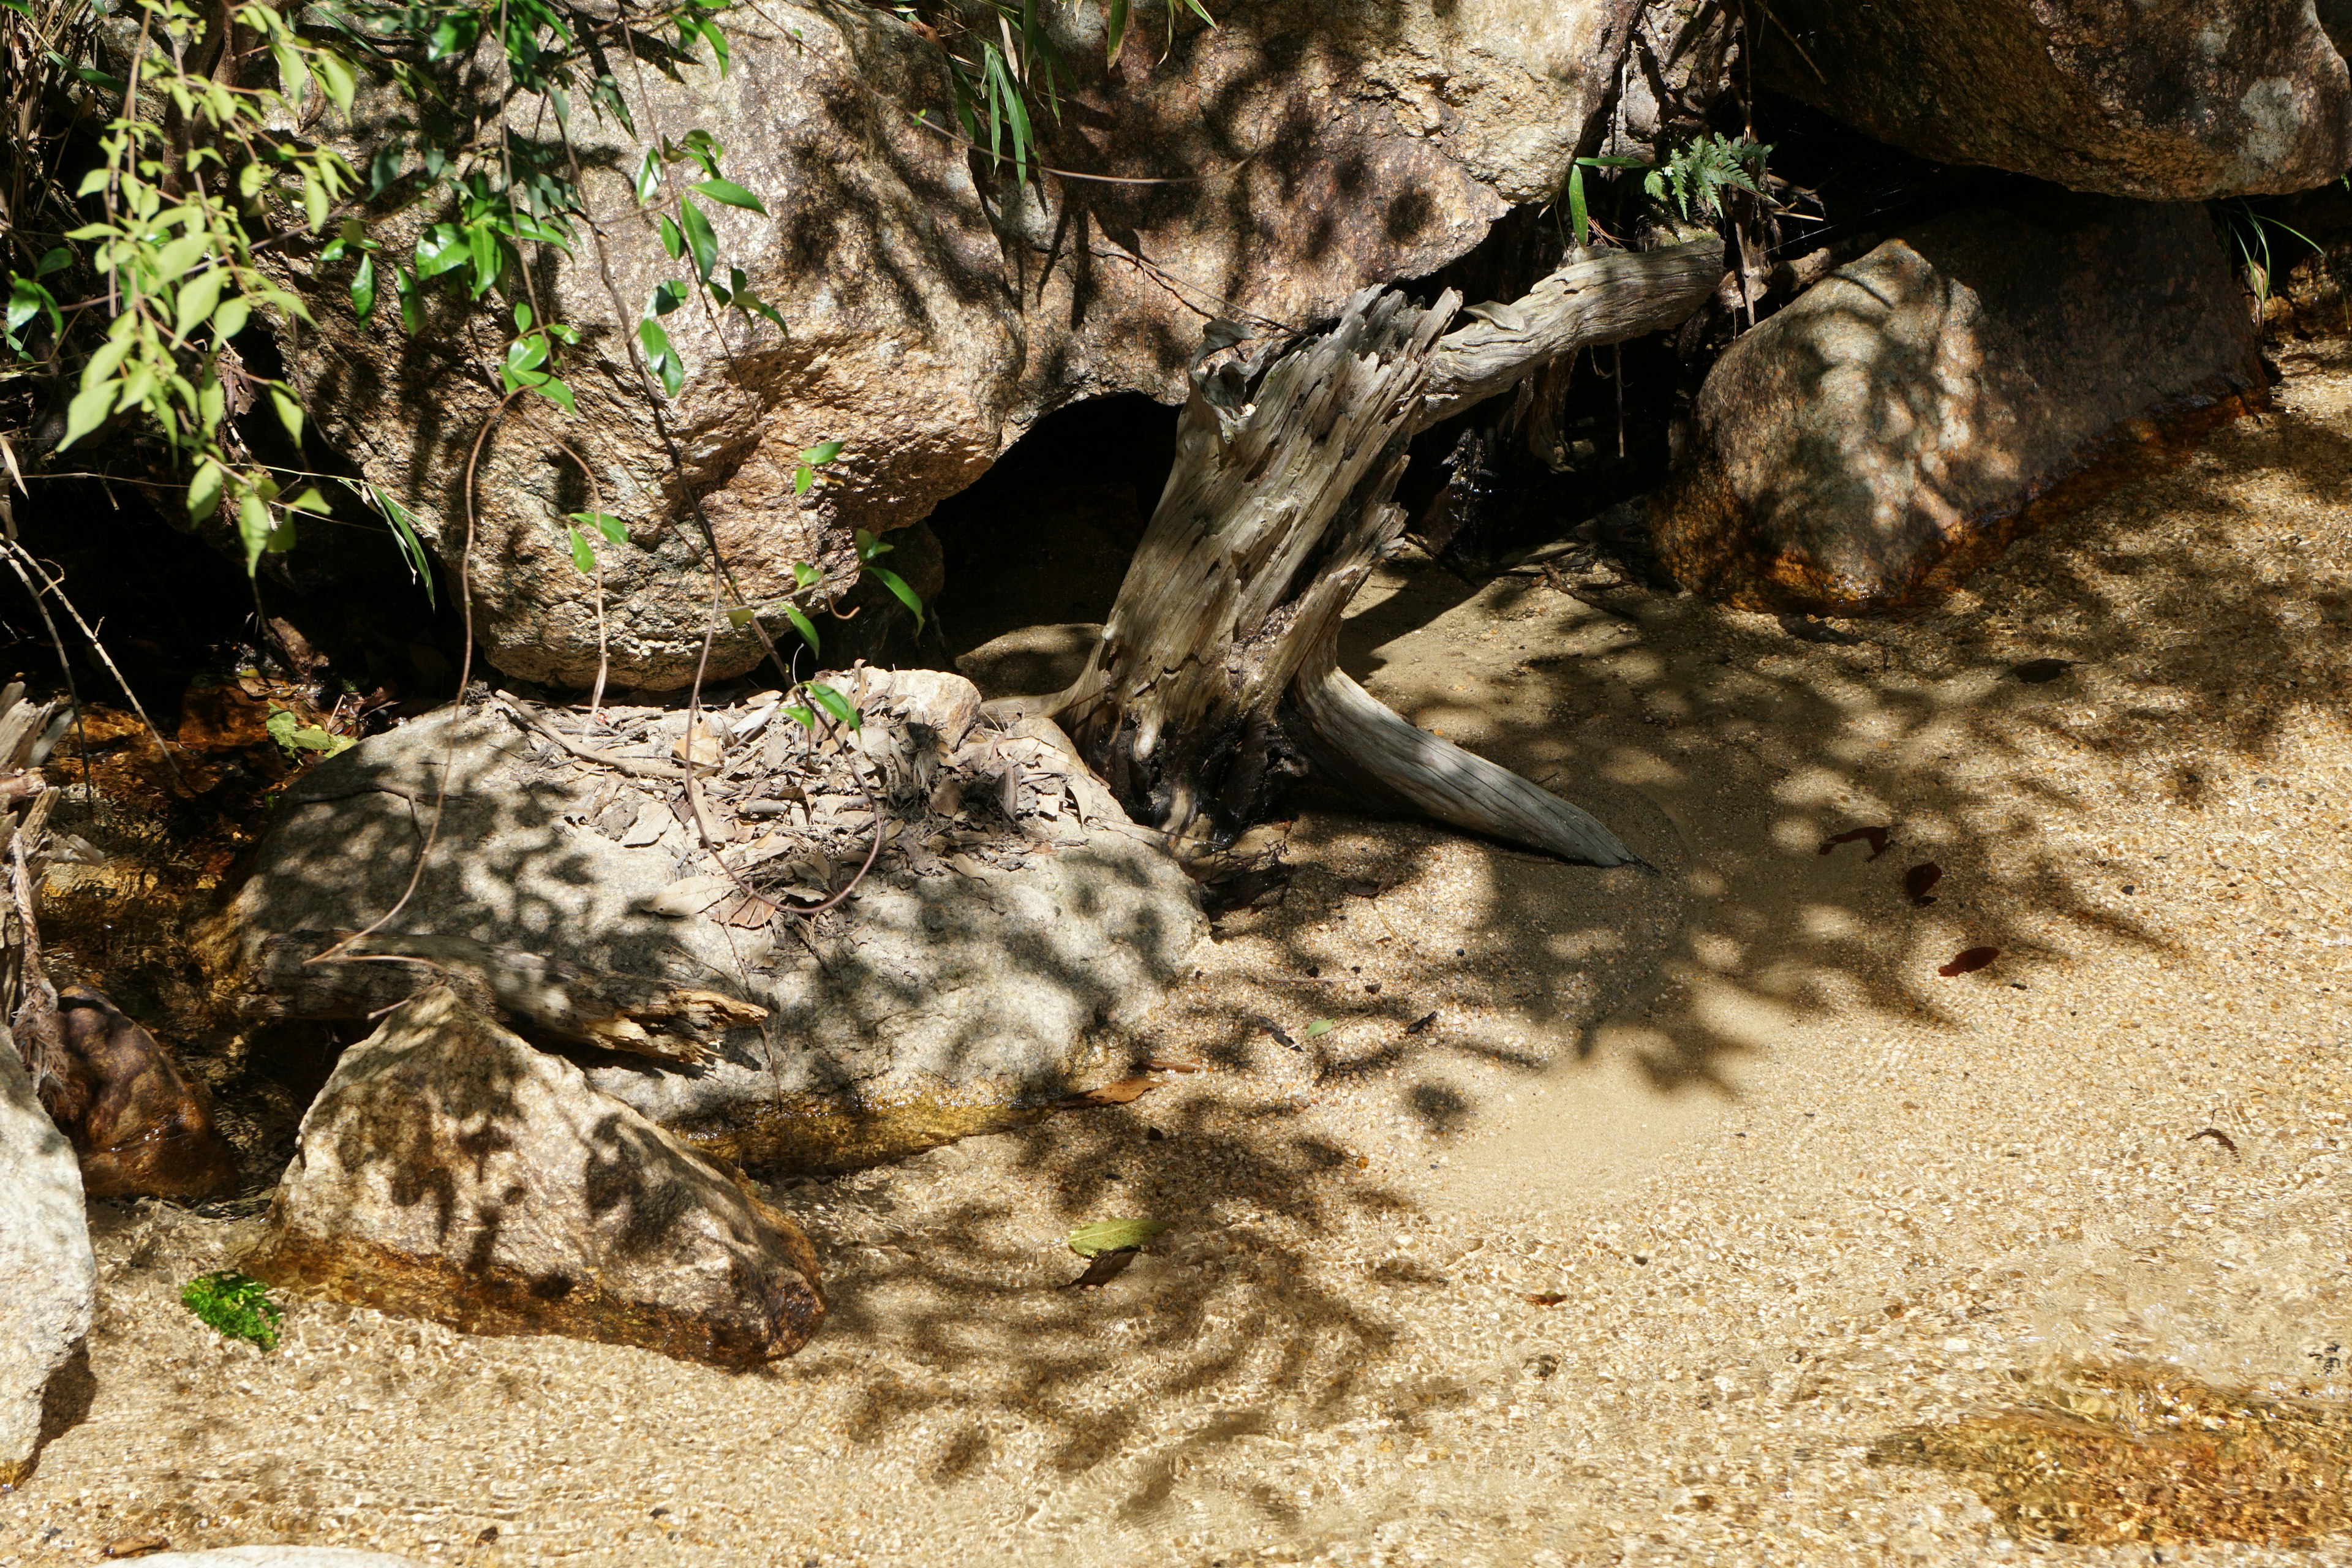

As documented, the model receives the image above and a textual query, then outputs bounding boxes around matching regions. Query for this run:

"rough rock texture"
[244,989,824,1368]
[0,1033,96,1486]
[1761,0,2352,201]
[269,0,1639,688]
[36,985,239,1200]
[205,672,1206,1170]
[1649,197,2261,613]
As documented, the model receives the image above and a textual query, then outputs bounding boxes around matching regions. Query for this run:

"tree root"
[1289,661,1648,869]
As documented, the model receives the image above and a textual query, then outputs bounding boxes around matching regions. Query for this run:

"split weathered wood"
[241,931,767,1065]
[1039,236,1721,864]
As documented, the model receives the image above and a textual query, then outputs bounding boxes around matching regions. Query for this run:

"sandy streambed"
[5,348,2351,1567]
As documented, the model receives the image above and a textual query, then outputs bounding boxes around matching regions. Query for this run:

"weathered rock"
[126,1548,421,1566]
[244,988,823,1368]
[1649,197,2261,612]
[1,1030,97,1486]
[205,671,1206,1171]
[34,986,239,1200]
[1760,0,2352,200]
[261,0,1641,688]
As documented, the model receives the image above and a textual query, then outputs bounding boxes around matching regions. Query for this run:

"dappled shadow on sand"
[764,344,2352,1525]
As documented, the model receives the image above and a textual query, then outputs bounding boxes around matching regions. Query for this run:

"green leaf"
[59,379,114,450]
[657,215,684,260]
[281,484,331,514]
[272,36,312,106]
[270,386,304,447]
[866,564,924,629]
[1567,164,1589,250]
[1068,1218,1167,1257]
[314,50,355,116]
[180,1270,282,1351]
[212,295,252,339]
[531,375,576,415]
[237,488,274,571]
[638,317,684,398]
[781,704,815,731]
[794,463,813,495]
[800,440,845,465]
[678,195,718,283]
[572,510,627,544]
[155,232,210,280]
[804,680,859,729]
[426,9,481,60]
[566,525,595,574]
[725,606,756,627]
[690,178,767,216]
[1303,1018,1334,1038]
[368,144,402,198]
[35,247,69,277]
[396,266,423,333]
[783,603,820,652]
[369,483,435,606]
[7,278,60,341]
[186,458,228,521]
[854,527,890,561]
[413,224,470,280]
[350,253,376,321]
[650,279,687,316]
[1105,0,1127,61]
[791,560,820,589]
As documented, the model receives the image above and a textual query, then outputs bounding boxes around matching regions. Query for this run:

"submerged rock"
[208,670,1205,1172]
[1761,0,2351,200]
[0,1033,97,1486]
[1649,197,2261,613]
[36,986,239,1200]
[244,989,823,1368]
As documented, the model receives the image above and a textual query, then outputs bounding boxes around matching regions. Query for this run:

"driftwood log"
[1028,237,1722,864]
[241,932,767,1065]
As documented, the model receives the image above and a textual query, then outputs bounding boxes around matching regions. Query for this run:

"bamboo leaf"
[804,680,859,729]
[865,564,924,628]
[349,253,377,321]
[270,385,304,447]
[690,177,766,216]
[678,195,718,282]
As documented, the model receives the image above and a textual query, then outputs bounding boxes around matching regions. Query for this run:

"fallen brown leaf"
[1938,946,2000,977]
[1905,862,1943,905]
[2190,1127,2241,1156]
[102,1538,172,1560]
[1064,1077,1163,1107]
[1525,1293,1569,1307]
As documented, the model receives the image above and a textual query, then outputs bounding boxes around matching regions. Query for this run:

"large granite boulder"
[244,988,824,1368]
[1,1033,97,1486]
[203,670,1206,1170]
[256,0,1641,688]
[1648,197,2261,613]
[1760,0,2352,201]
